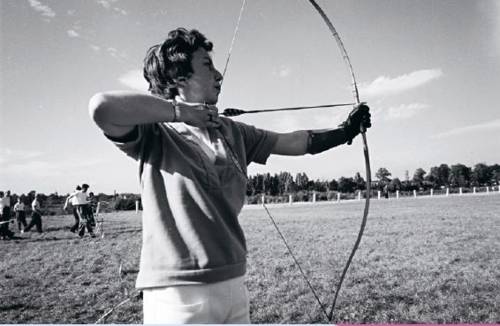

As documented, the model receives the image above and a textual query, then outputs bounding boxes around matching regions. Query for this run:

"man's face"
[180,48,222,105]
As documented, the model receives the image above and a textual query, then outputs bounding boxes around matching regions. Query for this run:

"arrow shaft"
[225,102,354,116]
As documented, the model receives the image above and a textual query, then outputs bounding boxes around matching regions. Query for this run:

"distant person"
[65,184,95,238]
[78,184,95,238]
[89,28,371,323]
[87,192,98,228]
[0,191,15,239]
[64,185,82,233]
[25,194,43,233]
[13,197,27,233]
[4,191,12,217]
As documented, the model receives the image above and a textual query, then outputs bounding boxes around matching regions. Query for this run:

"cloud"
[272,65,292,78]
[113,7,128,15]
[67,29,80,38]
[96,0,114,9]
[0,151,105,178]
[118,69,148,92]
[359,69,443,98]
[27,0,56,20]
[432,119,500,139]
[106,47,128,60]
[0,148,44,165]
[96,0,127,15]
[385,103,429,121]
[89,44,101,52]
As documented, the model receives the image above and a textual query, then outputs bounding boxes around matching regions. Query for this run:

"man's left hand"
[340,103,371,143]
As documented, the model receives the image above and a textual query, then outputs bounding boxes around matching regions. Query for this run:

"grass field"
[1,194,499,323]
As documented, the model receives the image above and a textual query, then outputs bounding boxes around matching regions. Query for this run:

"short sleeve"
[234,121,278,165]
[104,125,153,161]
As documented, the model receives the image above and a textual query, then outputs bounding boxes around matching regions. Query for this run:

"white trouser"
[143,276,250,324]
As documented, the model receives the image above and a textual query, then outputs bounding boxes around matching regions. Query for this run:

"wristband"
[171,100,178,122]
[307,128,348,155]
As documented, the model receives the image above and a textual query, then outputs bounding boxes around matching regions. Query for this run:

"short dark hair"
[82,184,89,189]
[143,28,213,99]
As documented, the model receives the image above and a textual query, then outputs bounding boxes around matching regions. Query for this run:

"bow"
[222,0,371,322]
[307,0,372,321]
[309,0,371,321]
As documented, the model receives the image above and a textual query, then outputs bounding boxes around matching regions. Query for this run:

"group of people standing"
[0,190,43,239]
[0,184,98,240]
[64,184,97,238]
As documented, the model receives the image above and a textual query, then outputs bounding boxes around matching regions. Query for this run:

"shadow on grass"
[12,234,83,243]
[0,304,25,312]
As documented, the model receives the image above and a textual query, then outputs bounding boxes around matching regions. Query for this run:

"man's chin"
[205,98,218,105]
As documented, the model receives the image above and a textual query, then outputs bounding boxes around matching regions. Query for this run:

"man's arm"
[271,104,371,156]
[89,91,222,138]
[63,194,74,210]
[272,128,349,156]
[89,91,176,138]
[272,131,308,155]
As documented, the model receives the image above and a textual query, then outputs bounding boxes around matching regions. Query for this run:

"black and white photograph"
[1,0,499,323]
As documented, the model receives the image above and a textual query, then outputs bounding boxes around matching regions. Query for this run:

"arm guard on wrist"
[306,128,348,154]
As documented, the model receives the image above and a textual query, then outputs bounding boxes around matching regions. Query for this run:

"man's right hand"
[174,102,221,129]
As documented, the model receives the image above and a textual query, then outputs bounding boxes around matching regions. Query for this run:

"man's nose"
[214,69,223,83]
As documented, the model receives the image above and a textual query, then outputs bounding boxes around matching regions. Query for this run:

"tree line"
[7,162,499,214]
[246,162,500,196]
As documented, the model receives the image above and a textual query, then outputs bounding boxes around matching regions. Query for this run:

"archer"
[89,27,371,324]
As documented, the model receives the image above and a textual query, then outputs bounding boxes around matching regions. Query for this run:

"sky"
[1,0,500,195]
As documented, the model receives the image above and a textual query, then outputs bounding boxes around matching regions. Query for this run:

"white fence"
[251,185,500,206]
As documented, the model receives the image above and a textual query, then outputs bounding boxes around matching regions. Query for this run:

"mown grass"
[1,194,498,323]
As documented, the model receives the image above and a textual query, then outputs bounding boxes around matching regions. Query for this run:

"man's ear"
[174,76,188,88]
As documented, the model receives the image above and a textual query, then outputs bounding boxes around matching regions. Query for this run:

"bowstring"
[262,203,330,322]
[221,0,247,85]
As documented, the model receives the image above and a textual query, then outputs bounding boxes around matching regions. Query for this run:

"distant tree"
[471,163,492,186]
[449,164,471,187]
[388,178,402,192]
[268,174,280,196]
[338,177,356,193]
[490,164,500,185]
[278,172,294,194]
[412,168,426,188]
[328,179,339,191]
[295,172,309,191]
[312,180,328,192]
[437,164,451,187]
[375,167,392,183]
[263,173,272,194]
[404,170,410,182]
[246,176,256,196]
[401,179,414,192]
[253,174,265,195]
[425,166,439,188]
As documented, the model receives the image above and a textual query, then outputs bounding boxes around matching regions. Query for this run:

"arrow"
[221,102,355,117]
